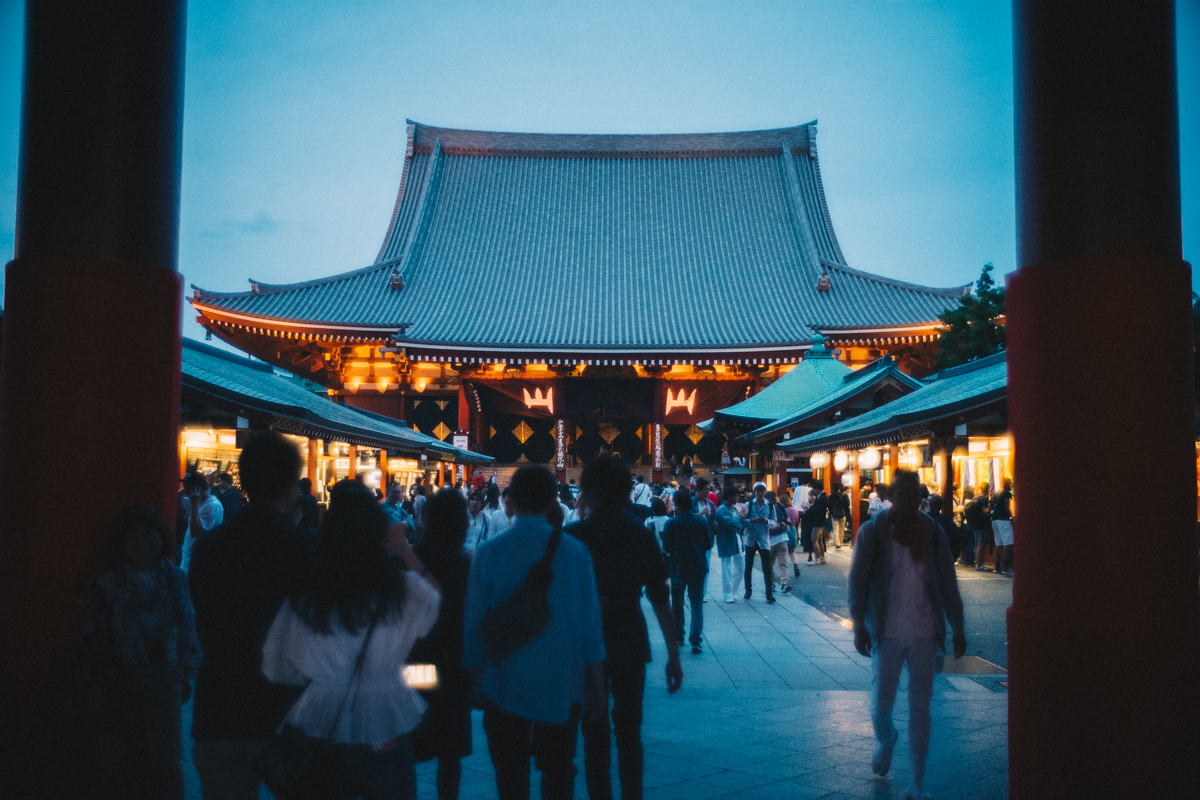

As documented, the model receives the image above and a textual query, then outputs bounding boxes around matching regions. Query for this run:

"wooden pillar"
[379,449,389,488]
[938,442,952,516]
[348,445,357,480]
[439,460,446,491]
[822,463,832,495]
[1008,1,1199,795]
[848,462,860,544]
[887,444,900,483]
[307,438,319,486]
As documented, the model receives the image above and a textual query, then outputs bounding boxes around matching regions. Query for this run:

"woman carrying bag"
[261,481,441,799]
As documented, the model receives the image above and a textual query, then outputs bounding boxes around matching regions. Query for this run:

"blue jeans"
[671,571,705,646]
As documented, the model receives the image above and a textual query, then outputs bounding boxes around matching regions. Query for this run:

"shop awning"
[182,338,492,464]
[777,351,1007,455]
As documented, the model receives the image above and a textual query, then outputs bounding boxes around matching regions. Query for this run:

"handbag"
[480,529,562,664]
[256,616,379,800]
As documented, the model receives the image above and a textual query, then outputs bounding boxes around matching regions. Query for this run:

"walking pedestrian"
[742,482,779,603]
[216,473,242,518]
[383,481,415,528]
[804,481,829,565]
[957,486,977,566]
[465,490,491,552]
[410,489,475,800]
[967,483,993,571]
[849,470,966,800]
[297,477,320,533]
[763,491,793,590]
[644,498,670,550]
[990,478,1015,574]
[261,481,440,799]
[78,505,201,800]
[829,483,850,550]
[181,471,223,571]
[463,466,606,800]
[189,432,310,799]
[660,490,712,653]
[569,456,683,800]
[713,486,746,602]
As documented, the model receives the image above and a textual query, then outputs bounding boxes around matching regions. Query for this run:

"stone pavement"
[415,550,1009,800]
[182,550,1009,800]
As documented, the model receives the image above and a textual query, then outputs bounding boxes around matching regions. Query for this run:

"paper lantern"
[809,452,830,469]
[833,451,849,471]
[858,448,882,470]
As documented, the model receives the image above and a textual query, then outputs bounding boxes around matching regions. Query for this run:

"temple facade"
[191,121,969,481]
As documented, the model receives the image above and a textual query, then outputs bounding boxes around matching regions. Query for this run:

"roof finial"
[249,280,261,295]
[816,269,832,292]
[389,269,405,290]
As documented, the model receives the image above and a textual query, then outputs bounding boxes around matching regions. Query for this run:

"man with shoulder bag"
[463,466,606,800]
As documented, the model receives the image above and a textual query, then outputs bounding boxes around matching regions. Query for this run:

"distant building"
[192,121,968,478]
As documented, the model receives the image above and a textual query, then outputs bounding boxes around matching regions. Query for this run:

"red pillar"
[0,0,187,788]
[1007,1,1199,796]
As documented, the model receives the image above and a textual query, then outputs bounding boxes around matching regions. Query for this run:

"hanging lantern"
[809,452,830,469]
[858,448,882,470]
[833,451,849,472]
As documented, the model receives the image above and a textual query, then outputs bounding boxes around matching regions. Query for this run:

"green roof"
[777,351,1007,454]
[193,121,967,357]
[712,342,853,426]
[181,338,492,464]
[743,358,924,444]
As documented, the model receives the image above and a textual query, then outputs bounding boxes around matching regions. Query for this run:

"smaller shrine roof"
[777,351,1008,454]
[182,339,491,463]
[711,340,853,426]
[743,358,925,444]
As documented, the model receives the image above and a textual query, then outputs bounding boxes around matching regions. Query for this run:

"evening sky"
[1,1,1197,346]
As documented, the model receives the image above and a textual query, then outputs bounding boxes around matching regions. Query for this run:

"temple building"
[191,121,970,481]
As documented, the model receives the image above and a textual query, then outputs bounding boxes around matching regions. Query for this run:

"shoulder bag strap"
[322,615,379,740]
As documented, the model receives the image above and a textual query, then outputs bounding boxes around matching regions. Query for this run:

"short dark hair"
[674,489,693,512]
[580,455,631,510]
[508,465,558,514]
[650,498,667,516]
[107,504,172,569]
[219,472,233,484]
[183,471,209,493]
[723,486,738,502]
[422,488,470,551]
[299,477,313,495]
[238,432,302,503]
[694,477,709,494]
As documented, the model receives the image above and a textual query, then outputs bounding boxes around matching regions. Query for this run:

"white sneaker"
[872,730,899,776]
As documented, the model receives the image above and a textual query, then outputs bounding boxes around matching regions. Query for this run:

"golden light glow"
[401,663,439,690]
[414,377,429,392]
[809,452,830,469]
[833,451,849,472]
[858,449,882,470]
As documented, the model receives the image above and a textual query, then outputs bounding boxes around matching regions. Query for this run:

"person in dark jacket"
[829,484,851,550]
[965,483,993,571]
[410,489,474,800]
[989,478,1015,575]
[296,477,320,532]
[803,481,830,565]
[568,455,682,800]
[188,432,311,800]
[661,490,712,653]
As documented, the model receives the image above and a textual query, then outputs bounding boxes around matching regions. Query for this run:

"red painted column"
[1007,1,1199,796]
[0,0,187,789]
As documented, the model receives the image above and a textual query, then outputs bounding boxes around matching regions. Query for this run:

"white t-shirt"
[489,507,515,535]
[630,482,652,505]
[644,515,670,548]
[883,535,934,640]
[181,495,224,571]
[465,510,490,552]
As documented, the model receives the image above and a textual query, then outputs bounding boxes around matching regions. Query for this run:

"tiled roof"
[193,122,968,353]
[744,359,925,443]
[181,339,492,463]
[778,352,1008,454]
[713,347,853,426]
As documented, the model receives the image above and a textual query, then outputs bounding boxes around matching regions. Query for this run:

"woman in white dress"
[262,482,441,799]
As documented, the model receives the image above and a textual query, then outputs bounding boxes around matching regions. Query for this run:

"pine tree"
[933,263,1006,370]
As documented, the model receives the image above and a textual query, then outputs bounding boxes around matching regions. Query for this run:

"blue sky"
[1,0,1197,345]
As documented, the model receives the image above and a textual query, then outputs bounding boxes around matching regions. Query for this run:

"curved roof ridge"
[820,259,971,298]
[407,119,818,153]
[192,257,403,302]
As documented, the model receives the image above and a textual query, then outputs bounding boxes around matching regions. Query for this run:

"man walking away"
[742,482,777,603]
[966,483,992,571]
[713,487,746,602]
[660,490,711,653]
[989,478,1014,574]
[296,477,320,532]
[803,482,829,565]
[829,483,850,550]
[463,466,606,800]
[630,475,653,508]
[569,456,683,800]
[216,472,242,518]
[849,471,966,800]
[189,433,311,800]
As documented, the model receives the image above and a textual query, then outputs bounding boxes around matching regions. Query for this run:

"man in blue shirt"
[661,490,712,654]
[380,481,412,528]
[464,465,606,800]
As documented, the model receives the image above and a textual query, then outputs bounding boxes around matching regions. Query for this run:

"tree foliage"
[933,263,1006,370]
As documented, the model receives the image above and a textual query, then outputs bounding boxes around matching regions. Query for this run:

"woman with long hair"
[409,489,473,800]
[262,481,440,799]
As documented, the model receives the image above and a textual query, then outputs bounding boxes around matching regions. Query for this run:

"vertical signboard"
[555,419,567,479]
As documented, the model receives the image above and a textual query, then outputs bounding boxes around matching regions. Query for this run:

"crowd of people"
[73,436,1008,800]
